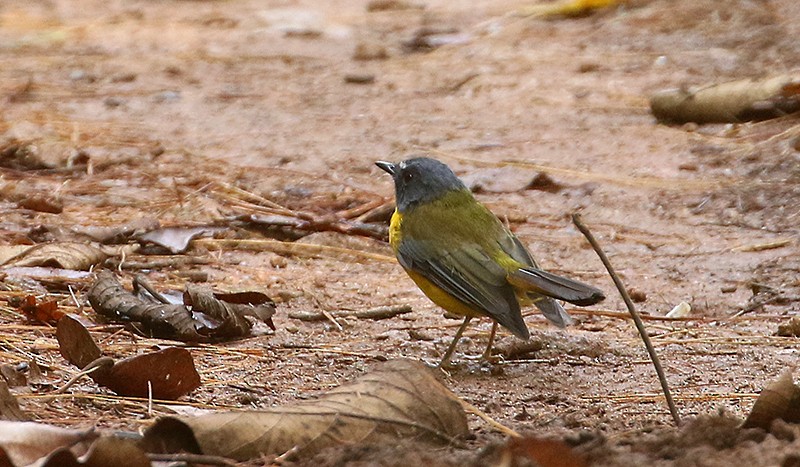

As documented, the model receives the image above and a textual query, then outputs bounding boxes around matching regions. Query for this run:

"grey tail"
[509,268,605,306]
[532,296,574,328]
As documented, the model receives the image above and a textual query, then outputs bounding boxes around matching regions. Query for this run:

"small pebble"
[344,73,375,84]
[154,90,181,102]
[353,42,388,61]
[104,97,124,108]
[628,288,647,303]
[271,256,288,268]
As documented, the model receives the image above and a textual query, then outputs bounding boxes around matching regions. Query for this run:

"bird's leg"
[481,321,498,361]
[438,316,471,369]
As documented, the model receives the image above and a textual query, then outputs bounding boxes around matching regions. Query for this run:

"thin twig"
[54,357,114,394]
[572,213,681,427]
[459,399,520,438]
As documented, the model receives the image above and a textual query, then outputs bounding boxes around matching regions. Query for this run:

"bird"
[376,157,605,367]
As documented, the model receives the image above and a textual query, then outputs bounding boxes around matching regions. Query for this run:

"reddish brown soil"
[1,0,799,465]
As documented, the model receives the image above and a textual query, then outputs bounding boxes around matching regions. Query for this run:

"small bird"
[376,157,605,367]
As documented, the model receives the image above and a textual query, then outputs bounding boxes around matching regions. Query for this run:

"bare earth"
[1,0,800,465]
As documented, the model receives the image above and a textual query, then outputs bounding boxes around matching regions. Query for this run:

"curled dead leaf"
[143,359,468,461]
[10,295,64,325]
[88,271,275,341]
[88,271,202,341]
[137,226,218,254]
[743,370,800,430]
[1,242,108,270]
[56,314,201,399]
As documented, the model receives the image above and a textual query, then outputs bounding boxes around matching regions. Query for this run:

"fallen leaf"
[0,421,96,466]
[777,316,800,337]
[0,139,52,170]
[88,271,203,342]
[1,242,108,270]
[498,436,588,467]
[1,267,92,282]
[519,0,619,18]
[56,314,102,369]
[0,246,33,266]
[0,381,27,421]
[650,74,800,124]
[525,172,566,193]
[137,227,216,254]
[56,315,201,399]
[0,363,28,388]
[184,287,276,334]
[743,370,800,430]
[142,359,468,461]
[88,271,275,342]
[12,295,64,325]
[72,217,160,244]
[17,195,63,214]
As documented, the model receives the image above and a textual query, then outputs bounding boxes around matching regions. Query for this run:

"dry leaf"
[72,217,160,244]
[88,271,275,342]
[103,348,201,400]
[0,364,28,388]
[38,437,151,467]
[0,421,96,466]
[742,370,800,430]
[777,316,800,337]
[11,295,64,325]
[1,242,108,270]
[56,314,102,369]
[142,359,468,461]
[0,381,27,422]
[17,195,63,214]
[88,271,202,341]
[56,315,201,399]
[137,226,216,254]
[184,287,276,335]
[496,436,588,467]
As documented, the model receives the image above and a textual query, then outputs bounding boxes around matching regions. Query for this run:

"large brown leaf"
[56,315,201,400]
[0,421,96,467]
[1,242,108,270]
[143,359,468,461]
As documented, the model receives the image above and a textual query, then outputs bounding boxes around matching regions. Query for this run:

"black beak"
[375,161,396,176]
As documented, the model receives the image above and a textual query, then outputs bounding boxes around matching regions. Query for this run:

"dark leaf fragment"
[56,314,201,399]
[88,271,275,342]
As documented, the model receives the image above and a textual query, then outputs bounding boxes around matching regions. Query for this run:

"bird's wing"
[396,238,529,339]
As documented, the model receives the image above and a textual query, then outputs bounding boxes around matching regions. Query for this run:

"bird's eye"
[402,171,413,182]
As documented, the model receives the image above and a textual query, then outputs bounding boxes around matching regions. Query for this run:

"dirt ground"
[1,0,800,465]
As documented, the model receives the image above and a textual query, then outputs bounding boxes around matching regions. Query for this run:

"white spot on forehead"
[399,161,407,169]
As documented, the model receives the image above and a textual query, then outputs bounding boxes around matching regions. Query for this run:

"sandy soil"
[1,0,800,465]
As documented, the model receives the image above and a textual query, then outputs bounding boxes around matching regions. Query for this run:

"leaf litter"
[0,0,800,465]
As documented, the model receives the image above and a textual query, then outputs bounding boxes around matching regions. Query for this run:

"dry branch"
[650,74,800,124]
[572,213,681,427]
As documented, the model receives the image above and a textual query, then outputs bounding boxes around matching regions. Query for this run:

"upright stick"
[572,213,681,426]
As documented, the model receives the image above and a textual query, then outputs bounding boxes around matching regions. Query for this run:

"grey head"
[375,157,468,212]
